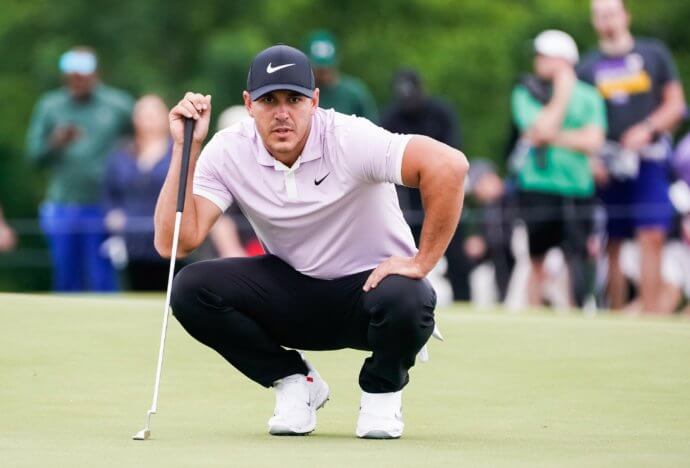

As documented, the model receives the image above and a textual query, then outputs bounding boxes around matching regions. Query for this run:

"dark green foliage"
[0,0,688,288]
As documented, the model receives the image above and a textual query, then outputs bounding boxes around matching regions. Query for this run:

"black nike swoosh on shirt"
[314,172,330,185]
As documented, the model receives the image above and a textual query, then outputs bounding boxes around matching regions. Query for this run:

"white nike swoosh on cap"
[266,62,296,74]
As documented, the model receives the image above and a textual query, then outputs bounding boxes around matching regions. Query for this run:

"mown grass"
[1,293,689,468]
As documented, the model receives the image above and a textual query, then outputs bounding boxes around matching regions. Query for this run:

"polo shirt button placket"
[274,158,301,202]
[284,169,298,201]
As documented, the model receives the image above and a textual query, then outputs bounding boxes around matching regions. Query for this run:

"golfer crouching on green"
[154,44,468,439]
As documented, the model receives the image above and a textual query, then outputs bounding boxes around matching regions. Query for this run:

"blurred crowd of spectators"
[5,0,690,315]
[465,0,687,315]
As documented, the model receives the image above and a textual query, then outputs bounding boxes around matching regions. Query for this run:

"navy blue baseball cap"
[247,44,315,101]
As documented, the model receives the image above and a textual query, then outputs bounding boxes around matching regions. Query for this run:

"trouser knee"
[170,262,222,327]
[364,275,437,348]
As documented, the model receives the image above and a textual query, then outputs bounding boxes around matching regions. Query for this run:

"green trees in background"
[1,0,689,289]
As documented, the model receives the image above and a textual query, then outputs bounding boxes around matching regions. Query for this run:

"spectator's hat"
[247,44,315,101]
[59,49,97,75]
[305,30,338,67]
[217,105,250,131]
[534,30,579,64]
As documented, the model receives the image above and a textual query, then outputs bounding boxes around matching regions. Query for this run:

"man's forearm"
[415,151,468,273]
[153,140,203,257]
[529,77,573,143]
[646,82,686,134]
[551,125,605,155]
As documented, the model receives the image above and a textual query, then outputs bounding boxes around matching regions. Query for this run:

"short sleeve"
[651,40,679,86]
[586,87,608,132]
[511,85,542,132]
[192,135,234,212]
[338,116,412,185]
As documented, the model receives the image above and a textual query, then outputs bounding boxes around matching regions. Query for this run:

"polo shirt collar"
[254,114,322,167]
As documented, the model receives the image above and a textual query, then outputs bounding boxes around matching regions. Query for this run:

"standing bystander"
[577,0,686,312]
[381,69,466,299]
[26,47,134,291]
[103,95,172,291]
[464,160,516,302]
[305,30,379,122]
[511,30,607,308]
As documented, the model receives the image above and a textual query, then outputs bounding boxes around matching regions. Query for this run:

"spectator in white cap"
[26,46,134,291]
[510,30,607,308]
[534,30,580,65]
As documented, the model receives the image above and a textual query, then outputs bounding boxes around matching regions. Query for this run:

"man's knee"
[364,275,436,330]
[637,228,666,249]
[172,260,245,324]
[170,262,221,324]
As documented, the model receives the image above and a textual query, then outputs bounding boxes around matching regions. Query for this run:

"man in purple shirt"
[577,0,686,312]
[154,45,468,439]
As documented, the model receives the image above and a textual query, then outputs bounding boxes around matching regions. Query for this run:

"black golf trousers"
[170,255,437,393]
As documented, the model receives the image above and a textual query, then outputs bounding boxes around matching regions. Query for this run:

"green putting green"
[2,293,689,467]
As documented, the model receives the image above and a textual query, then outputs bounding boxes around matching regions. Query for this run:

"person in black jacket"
[381,69,468,299]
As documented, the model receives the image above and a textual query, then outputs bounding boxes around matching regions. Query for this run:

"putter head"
[432,325,444,342]
[132,428,150,440]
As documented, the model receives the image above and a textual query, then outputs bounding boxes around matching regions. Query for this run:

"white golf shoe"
[355,390,404,439]
[268,366,330,436]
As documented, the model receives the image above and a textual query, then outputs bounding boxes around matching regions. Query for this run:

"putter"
[133,117,195,441]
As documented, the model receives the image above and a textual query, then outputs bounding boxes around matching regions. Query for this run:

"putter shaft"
[132,211,183,440]
[132,118,194,441]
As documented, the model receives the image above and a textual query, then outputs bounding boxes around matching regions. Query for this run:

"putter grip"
[176,118,195,212]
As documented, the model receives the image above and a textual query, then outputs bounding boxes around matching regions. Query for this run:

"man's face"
[244,89,319,158]
[133,95,169,136]
[534,54,570,80]
[591,0,630,39]
[65,72,97,99]
[314,67,337,87]
[474,172,504,204]
[395,77,424,111]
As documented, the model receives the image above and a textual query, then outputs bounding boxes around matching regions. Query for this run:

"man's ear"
[243,91,253,117]
[311,88,320,114]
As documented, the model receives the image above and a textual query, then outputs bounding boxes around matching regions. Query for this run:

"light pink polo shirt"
[193,108,416,279]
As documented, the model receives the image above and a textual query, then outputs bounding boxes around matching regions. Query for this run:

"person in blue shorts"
[577,0,686,312]
[26,47,134,291]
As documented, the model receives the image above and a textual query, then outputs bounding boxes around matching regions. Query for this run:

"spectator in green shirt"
[510,30,607,308]
[25,46,134,291]
[304,30,379,123]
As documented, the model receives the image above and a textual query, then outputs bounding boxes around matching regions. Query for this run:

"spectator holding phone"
[511,30,606,308]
